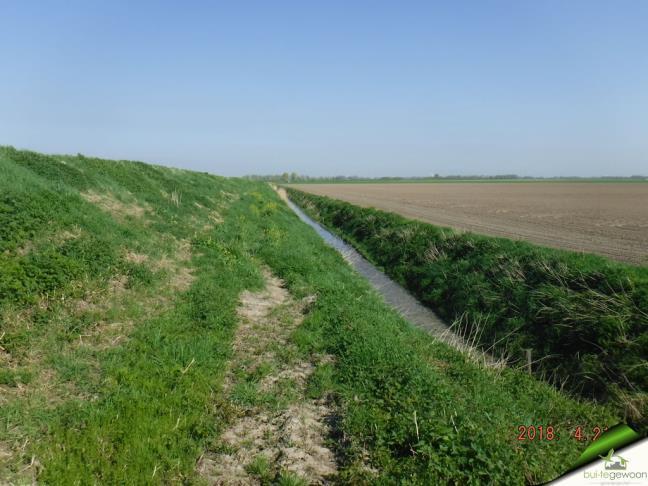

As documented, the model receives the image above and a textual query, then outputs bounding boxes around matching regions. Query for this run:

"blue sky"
[1,1,647,176]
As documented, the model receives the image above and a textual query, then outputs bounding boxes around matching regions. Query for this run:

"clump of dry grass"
[170,189,181,207]
[150,238,195,292]
[123,251,148,264]
[445,313,509,371]
[81,191,151,220]
[423,242,445,263]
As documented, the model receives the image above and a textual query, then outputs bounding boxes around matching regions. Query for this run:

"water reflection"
[282,194,469,351]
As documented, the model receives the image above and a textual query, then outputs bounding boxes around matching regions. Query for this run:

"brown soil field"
[290,183,648,265]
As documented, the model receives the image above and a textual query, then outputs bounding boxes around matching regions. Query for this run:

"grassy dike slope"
[0,147,617,484]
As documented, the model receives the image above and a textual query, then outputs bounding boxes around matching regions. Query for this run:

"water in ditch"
[281,192,473,352]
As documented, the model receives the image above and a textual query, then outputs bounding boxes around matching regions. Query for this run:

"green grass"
[287,188,648,421]
[245,455,274,482]
[0,146,628,484]
[0,146,262,482]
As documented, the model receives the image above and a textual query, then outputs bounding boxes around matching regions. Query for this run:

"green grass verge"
[286,188,648,421]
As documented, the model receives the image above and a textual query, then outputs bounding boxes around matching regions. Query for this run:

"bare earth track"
[290,183,648,265]
[197,269,337,484]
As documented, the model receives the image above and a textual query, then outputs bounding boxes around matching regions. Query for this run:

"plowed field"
[290,182,648,264]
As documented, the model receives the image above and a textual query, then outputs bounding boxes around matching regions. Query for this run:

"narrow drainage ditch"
[277,187,476,354]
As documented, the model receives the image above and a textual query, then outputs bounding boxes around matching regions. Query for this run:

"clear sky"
[1,1,647,177]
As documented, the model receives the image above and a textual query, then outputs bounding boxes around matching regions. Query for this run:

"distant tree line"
[243,172,647,182]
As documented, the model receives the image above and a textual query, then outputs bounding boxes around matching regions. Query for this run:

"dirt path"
[274,185,289,204]
[197,269,337,485]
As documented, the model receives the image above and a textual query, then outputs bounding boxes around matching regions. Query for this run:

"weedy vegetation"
[287,188,648,426]
[0,147,627,484]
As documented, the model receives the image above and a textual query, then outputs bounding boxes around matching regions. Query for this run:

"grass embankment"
[0,147,621,484]
[0,147,262,482]
[287,188,648,421]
